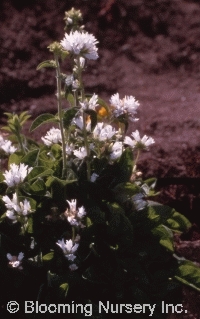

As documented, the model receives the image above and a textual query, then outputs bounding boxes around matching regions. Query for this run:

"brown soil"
[1,0,200,317]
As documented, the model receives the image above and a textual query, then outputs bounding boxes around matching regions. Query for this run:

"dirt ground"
[1,0,200,317]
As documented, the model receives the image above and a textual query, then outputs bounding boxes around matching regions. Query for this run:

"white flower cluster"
[57,199,86,271]
[0,135,17,154]
[110,93,139,122]
[109,141,123,161]
[57,238,79,271]
[40,93,154,163]
[2,192,32,223]
[79,94,99,111]
[61,31,98,60]
[124,130,155,150]
[7,252,24,269]
[73,146,87,160]
[64,199,86,228]
[93,123,116,141]
[41,127,62,146]
[3,163,32,187]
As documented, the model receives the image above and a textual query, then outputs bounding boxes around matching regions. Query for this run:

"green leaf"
[30,114,58,132]
[98,97,109,110]
[168,211,191,232]
[19,111,31,125]
[1,126,12,133]
[45,176,76,188]
[106,202,133,251]
[29,179,46,195]
[26,215,33,234]
[27,167,53,181]
[36,60,56,70]
[0,171,4,183]
[4,112,13,119]
[117,114,129,132]
[59,283,69,298]
[8,152,23,166]
[117,147,133,184]
[66,93,75,106]
[147,206,160,223]
[21,149,39,166]
[86,217,93,227]
[37,150,54,168]
[51,144,62,159]
[152,225,174,252]
[0,212,6,221]
[113,182,140,203]
[144,177,157,187]
[63,108,77,129]
[175,260,200,292]
[149,202,191,232]
[43,252,54,262]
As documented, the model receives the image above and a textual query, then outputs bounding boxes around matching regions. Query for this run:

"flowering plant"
[0,8,200,318]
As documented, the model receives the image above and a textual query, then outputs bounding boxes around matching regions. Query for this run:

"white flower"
[65,143,74,155]
[65,74,74,86]
[88,94,99,109]
[60,31,98,60]
[69,263,78,271]
[73,115,91,131]
[20,199,31,216]
[18,252,24,261]
[6,210,17,222]
[3,163,32,187]
[3,192,32,222]
[141,183,150,195]
[72,79,80,89]
[93,123,116,141]
[131,130,155,149]
[41,127,62,146]
[132,193,147,211]
[110,141,123,160]
[90,173,99,182]
[57,239,79,261]
[80,94,99,111]
[7,252,24,269]
[66,199,77,213]
[77,206,87,219]
[1,140,17,154]
[2,193,19,211]
[124,136,136,148]
[0,135,4,146]
[73,147,87,160]
[110,93,139,122]
[65,199,86,228]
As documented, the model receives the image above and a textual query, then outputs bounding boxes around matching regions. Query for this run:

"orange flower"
[97,106,108,117]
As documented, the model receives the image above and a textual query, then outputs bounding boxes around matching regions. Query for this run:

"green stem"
[17,132,25,155]
[77,57,91,181]
[83,113,91,180]
[134,149,140,167]
[55,54,67,179]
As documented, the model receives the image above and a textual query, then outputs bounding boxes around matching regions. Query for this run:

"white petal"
[18,252,24,261]
[7,253,13,261]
